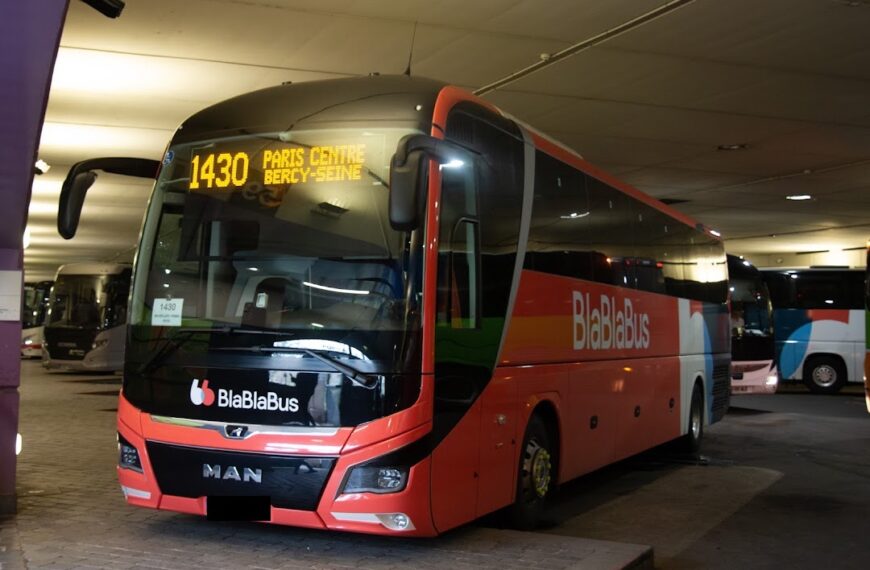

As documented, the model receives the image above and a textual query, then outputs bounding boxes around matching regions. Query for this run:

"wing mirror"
[389,134,475,231]
[58,157,160,239]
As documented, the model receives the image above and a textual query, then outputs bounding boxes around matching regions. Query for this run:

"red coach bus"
[58,75,730,536]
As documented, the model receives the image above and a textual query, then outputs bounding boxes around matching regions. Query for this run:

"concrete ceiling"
[25,0,870,280]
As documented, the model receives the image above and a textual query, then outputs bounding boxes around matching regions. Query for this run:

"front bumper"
[43,356,121,372]
[116,397,436,536]
[21,344,42,358]
[731,361,778,395]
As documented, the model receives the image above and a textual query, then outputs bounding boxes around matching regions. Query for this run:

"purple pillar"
[0,0,69,515]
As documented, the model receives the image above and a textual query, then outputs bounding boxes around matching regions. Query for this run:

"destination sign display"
[188,143,367,191]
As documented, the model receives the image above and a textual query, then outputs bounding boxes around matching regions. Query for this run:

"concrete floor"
[1,361,649,569]
[537,383,870,569]
[3,361,869,569]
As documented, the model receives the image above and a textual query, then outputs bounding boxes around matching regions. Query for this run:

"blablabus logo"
[572,291,651,350]
[190,379,216,406]
[189,379,300,412]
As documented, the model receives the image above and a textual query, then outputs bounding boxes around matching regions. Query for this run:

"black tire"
[803,356,847,394]
[508,415,555,530]
[677,382,704,454]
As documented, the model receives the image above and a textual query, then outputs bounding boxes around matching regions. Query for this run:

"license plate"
[206,496,271,521]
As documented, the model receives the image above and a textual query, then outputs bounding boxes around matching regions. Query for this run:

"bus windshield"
[47,273,129,330]
[126,126,426,426]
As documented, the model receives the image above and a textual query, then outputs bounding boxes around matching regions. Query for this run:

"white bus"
[763,268,865,394]
[43,263,131,372]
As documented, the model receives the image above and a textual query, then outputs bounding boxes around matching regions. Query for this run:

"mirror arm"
[58,157,160,239]
[392,134,478,169]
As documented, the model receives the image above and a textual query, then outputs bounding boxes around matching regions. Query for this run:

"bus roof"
[175,74,719,243]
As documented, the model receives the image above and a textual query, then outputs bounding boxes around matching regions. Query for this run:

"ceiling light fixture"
[716,143,749,151]
[33,159,50,175]
[786,194,812,201]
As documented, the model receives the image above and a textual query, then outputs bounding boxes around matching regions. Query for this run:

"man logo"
[190,379,216,406]
[202,463,263,483]
[226,425,249,439]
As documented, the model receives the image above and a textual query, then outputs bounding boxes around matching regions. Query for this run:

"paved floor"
[1,361,651,570]
[4,362,869,569]
[539,384,870,569]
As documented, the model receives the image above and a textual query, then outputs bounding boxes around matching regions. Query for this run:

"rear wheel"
[803,356,847,394]
[677,382,704,454]
[509,415,555,530]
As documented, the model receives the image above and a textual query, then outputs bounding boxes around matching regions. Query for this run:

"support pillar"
[0,0,69,516]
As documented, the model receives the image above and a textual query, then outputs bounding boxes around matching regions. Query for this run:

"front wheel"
[803,356,847,394]
[509,415,555,530]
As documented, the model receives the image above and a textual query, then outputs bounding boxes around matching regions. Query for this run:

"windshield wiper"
[212,345,378,389]
[138,325,296,374]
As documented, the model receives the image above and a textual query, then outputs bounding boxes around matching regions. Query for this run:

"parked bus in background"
[763,267,865,394]
[865,243,870,412]
[43,263,131,372]
[57,76,730,536]
[21,280,53,358]
[727,256,777,394]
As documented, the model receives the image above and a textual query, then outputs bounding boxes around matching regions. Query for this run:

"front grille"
[43,329,95,361]
[146,442,335,511]
[711,362,731,422]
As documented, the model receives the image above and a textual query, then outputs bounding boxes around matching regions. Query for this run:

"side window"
[845,271,865,309]
[793,272,860,309]
[682,232,727,303]
[446,105,524,322]
[524,152,592,281]
[633,204,669,295]
[587,177,635,287]
[437,158,480,329]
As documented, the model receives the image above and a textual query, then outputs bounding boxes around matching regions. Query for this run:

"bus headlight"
[118,433,143,472]
[765,375,778,386]
[342,465,408,494]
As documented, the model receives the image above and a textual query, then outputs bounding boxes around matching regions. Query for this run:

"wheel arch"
[525,397,562,485]
[803,352,848,376]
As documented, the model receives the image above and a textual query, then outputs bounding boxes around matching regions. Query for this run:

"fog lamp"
[765,375,778,386]
[376,512,414,531]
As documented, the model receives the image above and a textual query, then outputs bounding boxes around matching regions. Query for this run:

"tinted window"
[524,152,592,281]
[446,106,524,320]
[587,176,635,287]
[523,152,726,303]
[633,204,674,295]
[684,233,727,304]
[436,160,480,329]
[763,270,863,309]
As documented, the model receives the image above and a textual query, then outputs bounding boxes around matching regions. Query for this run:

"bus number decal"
[152,298,184,327]
[189,152,250,190]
